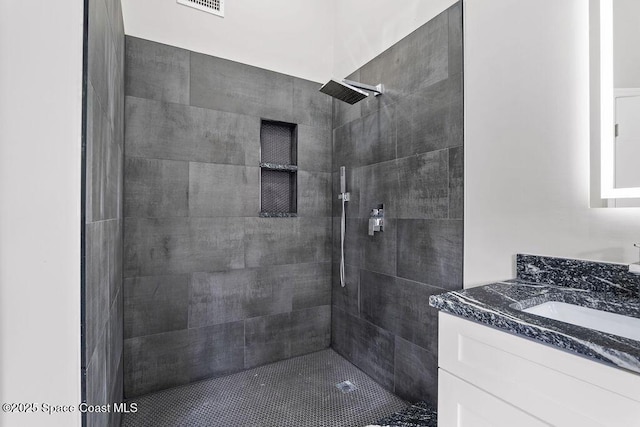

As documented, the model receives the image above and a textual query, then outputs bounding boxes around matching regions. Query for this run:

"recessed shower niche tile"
[125,37,190,104]
[125,97,260,165]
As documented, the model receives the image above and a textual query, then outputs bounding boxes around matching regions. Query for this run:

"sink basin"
[522,301,640,341]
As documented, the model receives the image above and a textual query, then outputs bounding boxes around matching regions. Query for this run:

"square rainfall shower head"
[319,79,369,105]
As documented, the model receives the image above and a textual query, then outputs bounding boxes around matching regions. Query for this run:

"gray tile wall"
[84,0,125,426]
[123,37,333,397]
[331,3,463,406]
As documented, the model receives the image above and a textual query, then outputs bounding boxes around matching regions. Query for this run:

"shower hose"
[340,194,346,287]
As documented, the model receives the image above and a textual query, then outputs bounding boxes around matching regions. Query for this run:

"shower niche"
[260,120,298,216]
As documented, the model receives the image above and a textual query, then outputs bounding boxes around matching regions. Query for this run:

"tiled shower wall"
[84,0,125,425]
[331,4,463,404]
[123,37,333,397]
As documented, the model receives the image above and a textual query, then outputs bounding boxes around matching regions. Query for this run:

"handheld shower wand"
[338,167,350,287]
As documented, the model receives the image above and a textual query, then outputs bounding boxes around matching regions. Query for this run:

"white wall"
[464,0,640,287]
[0,1,83,426]
[614,0,640,88]
[122,0,335,83]
[121,0,457,83]
[332,0,457,79]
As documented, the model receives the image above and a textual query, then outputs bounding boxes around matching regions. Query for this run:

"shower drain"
[335,380,357,393]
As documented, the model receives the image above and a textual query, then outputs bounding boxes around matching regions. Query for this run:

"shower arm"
[342,79,384,96]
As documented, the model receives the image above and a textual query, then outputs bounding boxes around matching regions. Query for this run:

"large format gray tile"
[123,275,189,338]
[125,37,190,104]
[85,221,109,367]
[187,322,245,382]
[244,217,331,268]
[259,262,331,311]
[397,150,449,219]
[293,78,332,129]
[88,84,116,222]
[448,3,463,78]
[290,305,331,357]
[189,163,260,217]
[449,146,463,219]
[125,97,260,166]
[188,269,289,328]
[397,219,463,290]
[359,104,396,167]
[124,330,189,397]
[331,217,365,268]
[360,271,443,351]
[190,53,294,122]
[359,10,449,114]
[107,288,123,396]
[88,0,111,116]
[86,326,108,427]
[124,217,245,277]
[394,337,438,405]
[124,157,188,218]
[362,218,397,276]
[331,307,396,391]
[357,160,398,218]
[297,125,332,173]
[108,355,123,427]
[332,119,362,172]
[331,263,360,316]
[396,74,463,158]
[297,171,331,217]
[106,219,123,307]
[245,312,291,369]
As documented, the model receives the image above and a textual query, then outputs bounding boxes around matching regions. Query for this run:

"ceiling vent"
[177,0,224,17]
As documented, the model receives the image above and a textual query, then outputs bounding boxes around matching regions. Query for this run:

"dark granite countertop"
[429,254,640,375]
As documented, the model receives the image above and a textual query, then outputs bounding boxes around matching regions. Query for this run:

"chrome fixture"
[368,204,384,236]
[338,166,350,287]
[319,79,384,105]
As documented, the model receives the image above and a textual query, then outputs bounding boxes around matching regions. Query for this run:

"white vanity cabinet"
[437,312,640,427]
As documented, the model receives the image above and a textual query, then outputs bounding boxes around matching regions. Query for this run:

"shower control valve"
[338,192,350,201]
[368,205,384,236]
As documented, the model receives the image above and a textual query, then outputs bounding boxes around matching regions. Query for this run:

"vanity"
[430,255,640,427]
